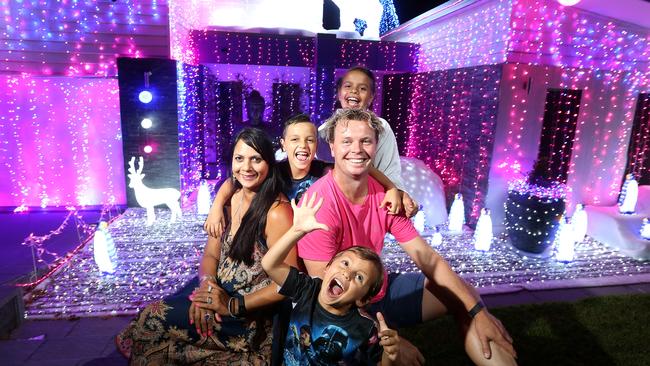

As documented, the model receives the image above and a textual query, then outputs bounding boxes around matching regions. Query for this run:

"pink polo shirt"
[297,171,419,301]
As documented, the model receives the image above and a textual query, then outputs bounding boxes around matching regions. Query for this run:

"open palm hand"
[291,192,329,235]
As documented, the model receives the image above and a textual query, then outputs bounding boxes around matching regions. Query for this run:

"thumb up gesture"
[377,312,400,363]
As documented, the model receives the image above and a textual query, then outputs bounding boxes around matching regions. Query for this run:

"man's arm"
[302,259,328,278]
[400,236,477,309]
[399,236,516,359]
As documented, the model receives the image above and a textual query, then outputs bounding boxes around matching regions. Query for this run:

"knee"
[464,327,517,366]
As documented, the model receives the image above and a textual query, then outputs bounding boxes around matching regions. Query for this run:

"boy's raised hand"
[379,187,403,215]
[291,192,329,235]
[377,312,400,363]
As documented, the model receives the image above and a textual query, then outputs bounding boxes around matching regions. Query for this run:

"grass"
[401,294,650,365]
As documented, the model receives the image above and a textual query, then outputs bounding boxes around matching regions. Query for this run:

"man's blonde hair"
[321,108,384,143]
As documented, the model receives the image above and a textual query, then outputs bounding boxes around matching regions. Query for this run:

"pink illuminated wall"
[0,0,169,208]
[0,0,170,76]
[382,0,513,72]
[386,0,650,227]
[508,0,649,74]
[486,0,650,225]
[0,75,126,208]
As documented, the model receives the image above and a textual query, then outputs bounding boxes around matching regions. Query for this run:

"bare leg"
[422,279,517,366]
[464,326,518,366]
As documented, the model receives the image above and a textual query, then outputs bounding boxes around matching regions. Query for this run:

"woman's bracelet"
[237,295,246,316]
[200,274,217,284]
[227,296,239,318]
[227,295,246,318]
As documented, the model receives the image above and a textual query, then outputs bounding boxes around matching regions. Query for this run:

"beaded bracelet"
[200,275,217,284]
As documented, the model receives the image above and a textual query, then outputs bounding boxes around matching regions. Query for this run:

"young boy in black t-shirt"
[262,193,400,366]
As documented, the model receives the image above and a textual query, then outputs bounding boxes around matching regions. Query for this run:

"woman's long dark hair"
[227,127,286,265]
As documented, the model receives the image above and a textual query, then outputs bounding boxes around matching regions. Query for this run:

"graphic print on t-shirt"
[285,319,359,365]
[279,268,381,365]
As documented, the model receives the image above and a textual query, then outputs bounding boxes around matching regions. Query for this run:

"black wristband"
[237,295,246,316]
[468,301,485,319]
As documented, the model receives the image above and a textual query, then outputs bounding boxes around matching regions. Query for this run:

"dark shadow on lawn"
[401,299,620,365]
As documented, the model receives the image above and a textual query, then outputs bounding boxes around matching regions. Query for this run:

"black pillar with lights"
[116,57,181,207]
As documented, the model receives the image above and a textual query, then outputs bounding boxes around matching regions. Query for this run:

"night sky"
[394,0,450,24]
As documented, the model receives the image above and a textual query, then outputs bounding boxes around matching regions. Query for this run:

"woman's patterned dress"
[117,233,273,365]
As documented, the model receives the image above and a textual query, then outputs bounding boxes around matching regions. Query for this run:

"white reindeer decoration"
[127,156,182,225]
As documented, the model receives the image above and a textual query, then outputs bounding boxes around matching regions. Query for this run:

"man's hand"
[398,338,425,365]
[472,310,516,359]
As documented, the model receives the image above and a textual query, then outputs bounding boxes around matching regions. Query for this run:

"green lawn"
[401,294,650,365]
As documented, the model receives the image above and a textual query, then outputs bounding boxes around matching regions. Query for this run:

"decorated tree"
[504,158,566,255]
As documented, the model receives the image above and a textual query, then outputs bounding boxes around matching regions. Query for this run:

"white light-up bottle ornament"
[448,193,465,233]
[618,173,638,214]
[430,227,443,246]
[197,180,211,215]
[572,204,588,243]
[640,218,650,240]
[555,216,575,262]
[413,211,426,234]
[93,221,117,274]
[474,208,493,251]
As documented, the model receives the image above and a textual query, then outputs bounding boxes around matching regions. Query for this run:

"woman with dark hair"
[117,127,295,364]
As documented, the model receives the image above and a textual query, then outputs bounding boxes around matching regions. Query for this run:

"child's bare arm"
[261,193,328,286]
[369,166,402,215]
[204,179,235,237]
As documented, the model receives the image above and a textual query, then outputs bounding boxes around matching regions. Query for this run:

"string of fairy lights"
[404,66,501,223]
[627,94,650,181]
[0,0,168,76]
[176,62,205,201]
[4,0,650,320]
[23,210,650,319]
[384,0,512,72]
[0,75,125,208]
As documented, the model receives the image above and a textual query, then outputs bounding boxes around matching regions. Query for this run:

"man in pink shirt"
[297,109,517,366]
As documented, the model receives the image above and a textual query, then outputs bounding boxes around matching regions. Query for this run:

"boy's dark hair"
[282,113,314,138]
[326,246,384,302]
[228,127,286,265]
